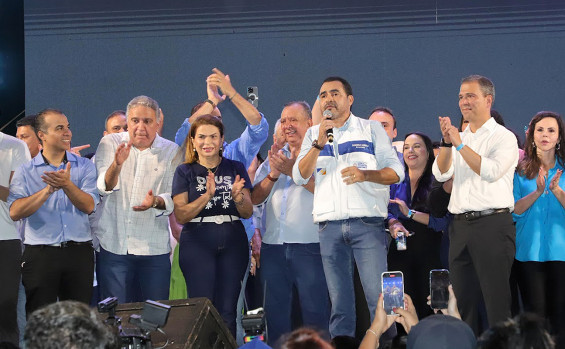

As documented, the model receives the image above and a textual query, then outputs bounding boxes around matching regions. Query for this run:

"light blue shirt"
[254,145,319,244]
[8,151,99,245]
[174,114,269,169]
[513,159,565,261]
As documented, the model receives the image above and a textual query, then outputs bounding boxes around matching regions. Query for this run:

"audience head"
[24,300,119,349]
[35,108,72,152]
[478,313,554,349]
[185,114,224,163]
[407,314,476,349]
[459,75,495,122]
[491,109,505,126]
[126,95,160,150]
[319,76,354,120]
[519,111,565,179]
[280,328,332,349]
[16,115,41,157]
[403,132,434,172]
[280,101,312,147]
[369,107,397,141]
[104,110,127,136]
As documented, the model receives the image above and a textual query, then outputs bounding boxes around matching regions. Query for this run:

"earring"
[532,141,536,148]
[219,146,224,157]
[557,142,561,150]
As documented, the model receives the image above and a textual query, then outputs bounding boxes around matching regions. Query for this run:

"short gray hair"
[126,95,160,123]
[273,119,282,136]
[461,75,495,103]
[283,101,312,119]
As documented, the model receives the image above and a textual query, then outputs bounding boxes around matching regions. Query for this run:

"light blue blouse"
[512,159,565,261]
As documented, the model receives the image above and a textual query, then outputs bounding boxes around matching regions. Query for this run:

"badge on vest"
[354,161,367,170]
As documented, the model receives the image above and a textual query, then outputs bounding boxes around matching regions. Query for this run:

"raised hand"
[207,79,226,106]
[549,169,562,194]
[70,144,90,156]
[438,116,453,143]
[231,174,245,203]
[115,140,132,166]
[207,68,236,99]
[41,162,72,190]
[536,167,548,194]
[389,198,409,216]
[394,294,419,334]
[133,189,155,211]
[206,171,216,199]
[270,149,295,177]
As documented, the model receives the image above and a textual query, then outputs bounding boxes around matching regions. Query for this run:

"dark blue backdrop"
[23,0,565,154]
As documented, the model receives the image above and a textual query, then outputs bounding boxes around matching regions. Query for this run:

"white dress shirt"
[94,132,182,255]
[254,145,319,244]
[432,117,518,214]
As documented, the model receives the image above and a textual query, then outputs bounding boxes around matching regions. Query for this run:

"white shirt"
[0,133,31,240]
[293,114,404,222]
[254,145,319,244]
[94,132,182,255]
[432,117,518,214]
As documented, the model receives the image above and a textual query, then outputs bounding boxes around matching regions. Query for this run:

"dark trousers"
[449,212,515,335]
[515,260,565,347]
[179,221,249,337]
[22,243,94,315]
[0,240,22,345]
[261,243,330,345]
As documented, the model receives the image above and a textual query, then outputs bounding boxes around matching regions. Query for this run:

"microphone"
[323,109,334,143]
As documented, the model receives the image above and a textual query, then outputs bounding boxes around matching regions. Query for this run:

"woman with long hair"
[387,132,450,318]
[513,111,565,345]
[171,115,253,336]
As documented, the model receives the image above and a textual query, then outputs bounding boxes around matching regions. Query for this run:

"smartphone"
[247,86,259,108]
[381,271,405,315]
[430,269,450,309]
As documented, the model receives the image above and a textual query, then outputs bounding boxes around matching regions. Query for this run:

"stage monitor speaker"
[101,297,237,349]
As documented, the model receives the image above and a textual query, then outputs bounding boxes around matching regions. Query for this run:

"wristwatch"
[440,138,452,148]
[312,139,323,150]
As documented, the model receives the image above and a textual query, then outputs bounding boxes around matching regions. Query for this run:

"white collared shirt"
[94,132,182,255]
[254,145,319,244]
[432,117,518,214]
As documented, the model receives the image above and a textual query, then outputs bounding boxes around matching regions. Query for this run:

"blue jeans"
[179,221,249,337]
[261,243,330,344]
[319,217,389,338]
[97,247,171,303]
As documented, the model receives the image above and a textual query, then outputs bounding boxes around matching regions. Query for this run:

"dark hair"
[24,301,119,349]
[322,76,353,96]
[190,101,207,116]
[281,328,332,349]
[403,132,435,211]
[105,110,126,129]
[35,108,64,145]
[461,75,495,103]
[478,313,554,349]
[458,115,470,132]
[491,109,505,126]
[518,111,565,179]
[283,101,312,119]
[185,114,224,164]
[370,106,396,129]
[16,115,37,128]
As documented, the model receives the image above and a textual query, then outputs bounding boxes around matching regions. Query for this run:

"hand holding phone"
[430,269,450,310]
[381,271,405,315]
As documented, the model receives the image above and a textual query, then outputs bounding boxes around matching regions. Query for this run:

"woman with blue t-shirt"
[172,115,253,336]
[513,111,565,343]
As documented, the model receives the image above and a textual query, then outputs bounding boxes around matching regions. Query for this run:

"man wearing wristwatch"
[432,75,518,335]
[251,101,329,344]
[94,95,183,303]
[292,77,404,339]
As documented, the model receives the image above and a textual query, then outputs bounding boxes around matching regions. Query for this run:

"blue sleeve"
[370,121,404,183]
[387,183,399,222]
[175,118,190,147]
[172,164,189,198]
[428,213,452,232]
[7,165,30,206]
[233,160,253,190]
[78,159,100,208]
[512,172,527,220]
[223,115,269,169]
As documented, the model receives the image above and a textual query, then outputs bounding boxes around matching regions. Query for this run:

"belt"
[454,208,510,221]
[190,215,240,224]
[25,240,93,249]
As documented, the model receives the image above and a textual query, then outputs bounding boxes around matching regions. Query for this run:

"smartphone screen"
[430,269,450,309]
[382,271,404,315]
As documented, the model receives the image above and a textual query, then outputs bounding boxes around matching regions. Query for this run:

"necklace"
[203,158,222,175]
